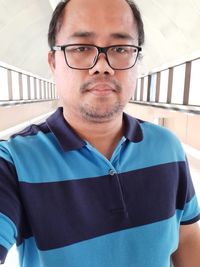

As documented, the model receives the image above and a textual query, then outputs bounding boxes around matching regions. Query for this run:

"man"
[0,0,200,266]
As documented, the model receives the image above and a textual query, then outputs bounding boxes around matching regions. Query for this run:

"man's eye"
[113,47,127,53]
[75,46,90,52]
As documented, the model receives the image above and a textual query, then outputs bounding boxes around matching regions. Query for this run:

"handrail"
[0,61,57,103]
[135,54,200,107]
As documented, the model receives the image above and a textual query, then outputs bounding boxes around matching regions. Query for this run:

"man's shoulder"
[0,121,50,156]
[139,119,185,158]
[140,120,180,142]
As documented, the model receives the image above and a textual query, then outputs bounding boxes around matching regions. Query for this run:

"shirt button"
[109,169,116,176]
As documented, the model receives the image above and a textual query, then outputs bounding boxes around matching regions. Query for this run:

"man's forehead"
[58,0,137,42]
[62,0,135,26]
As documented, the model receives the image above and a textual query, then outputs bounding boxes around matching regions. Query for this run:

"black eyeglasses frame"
[52,44,142,70]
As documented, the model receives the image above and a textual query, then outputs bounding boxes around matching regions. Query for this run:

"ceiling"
[0,0,199,79]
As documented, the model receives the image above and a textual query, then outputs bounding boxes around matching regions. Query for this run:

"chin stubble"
[79,77,124,123]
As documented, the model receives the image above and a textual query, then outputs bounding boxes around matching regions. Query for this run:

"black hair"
[48,0,145,49]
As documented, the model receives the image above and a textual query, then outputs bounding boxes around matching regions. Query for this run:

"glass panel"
[171,64,185,104]
[0,67,9,100]
[136,78,141,101]
[12,71,20,100]
[49,83,52,99]
[53,85,55,99]
[30,77,35,99]
[36,79,40,99]
[41,81,45,99]
[22,74,28,100]
[43,81,47,99]
[54,85,58,99]
[189,59,200,106]
[46,82,49,99]
[47,83,49,99]
[150,73,157,102]
[142,76,148,101]
[159,69,169,103]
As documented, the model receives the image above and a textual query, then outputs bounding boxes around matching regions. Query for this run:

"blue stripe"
[12,132,116,183]
[18,213,181,267]
[17,237,42,267]
[11,125,186,183]
[0,213,17,250]
[118,122,186,173]
[180,195,200,223]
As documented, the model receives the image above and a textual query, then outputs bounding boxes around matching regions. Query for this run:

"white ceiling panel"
[0,0,199,78]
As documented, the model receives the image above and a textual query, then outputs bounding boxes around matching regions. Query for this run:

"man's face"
[49,0,139,123]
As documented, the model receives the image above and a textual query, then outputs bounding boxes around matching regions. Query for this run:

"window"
[136,78,141,101]
[36,79,41,100]
[150,74,157,102]
[159,69,169,103]
[171,64,185,104]
[41,81,45,99]
[12,71,20,100]
[22,75,29,100]
[0,67,9,100]
[142,76,148,101]
[189,59,200,106]
[30,77,35,100]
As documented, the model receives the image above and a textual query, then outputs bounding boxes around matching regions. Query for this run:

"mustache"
[80,77,122,93]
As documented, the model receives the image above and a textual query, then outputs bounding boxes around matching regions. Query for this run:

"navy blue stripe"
[11,122,49,139]
[0,157,20,224]
[181,214,200,225]
[0,158,32,243]
[18,162,193,250]
[0,245,7,264]
[176,159,195,206]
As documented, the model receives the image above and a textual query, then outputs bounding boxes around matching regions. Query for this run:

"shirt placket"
[86,138,128,218]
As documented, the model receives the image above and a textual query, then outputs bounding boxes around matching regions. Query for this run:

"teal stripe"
[0,213,17,250]
[17,237,42,267]
[12,132,111,183]
[180,195,200,222]
[18,213,183,267]
[11,124,186,183]
[118,122,186,173]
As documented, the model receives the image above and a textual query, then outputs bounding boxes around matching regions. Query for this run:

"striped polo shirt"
[0,107,199,267]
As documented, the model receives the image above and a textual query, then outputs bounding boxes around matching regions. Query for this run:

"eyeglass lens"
[64,45,139,69]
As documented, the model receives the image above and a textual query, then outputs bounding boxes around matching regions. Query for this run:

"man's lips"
[86,84,117,95]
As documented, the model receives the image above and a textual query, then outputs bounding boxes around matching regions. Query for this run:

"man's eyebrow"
[68,31,135,41]
[69,31,96,39]
[110,32,135,41]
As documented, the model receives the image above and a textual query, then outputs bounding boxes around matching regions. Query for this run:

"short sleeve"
[0,142,21,264]
[178,158,200,225]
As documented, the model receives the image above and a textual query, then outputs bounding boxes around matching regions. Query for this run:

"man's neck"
[63,111,124,159]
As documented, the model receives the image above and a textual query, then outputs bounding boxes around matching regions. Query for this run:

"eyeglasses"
[52,44,142,70]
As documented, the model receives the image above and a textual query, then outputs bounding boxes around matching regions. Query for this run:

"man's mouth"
[87,84,116,96]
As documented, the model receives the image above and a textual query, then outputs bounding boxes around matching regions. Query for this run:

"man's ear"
[48,51,56,73]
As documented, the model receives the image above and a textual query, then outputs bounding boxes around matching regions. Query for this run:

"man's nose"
[89,53,115,76]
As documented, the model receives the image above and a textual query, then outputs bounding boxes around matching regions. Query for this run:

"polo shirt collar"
[123,112,143,143]
[46,107,86,151]
[46,107,143,152]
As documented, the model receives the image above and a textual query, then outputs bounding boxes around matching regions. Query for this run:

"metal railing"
[0,61,57,106]
[134,53,200,113]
